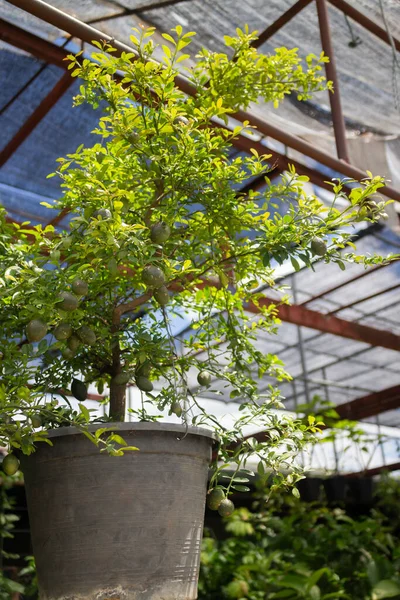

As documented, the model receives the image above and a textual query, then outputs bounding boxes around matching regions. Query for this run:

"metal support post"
[316,0,350,161]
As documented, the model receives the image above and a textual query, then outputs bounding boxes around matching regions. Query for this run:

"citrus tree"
[0,26,392,513]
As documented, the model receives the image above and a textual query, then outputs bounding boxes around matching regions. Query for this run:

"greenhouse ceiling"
[0,0,400,477]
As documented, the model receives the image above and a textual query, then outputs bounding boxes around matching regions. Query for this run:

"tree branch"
[113,291,153,323]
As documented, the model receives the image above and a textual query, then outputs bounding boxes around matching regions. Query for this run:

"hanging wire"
[344,14,362,48]
[161,306,190,431]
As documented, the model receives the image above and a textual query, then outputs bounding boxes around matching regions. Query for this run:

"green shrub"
[199,482,400,600]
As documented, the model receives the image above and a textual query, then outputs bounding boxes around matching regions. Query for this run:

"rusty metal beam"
[4,0,196,96]
[228,127,348,194]
[233,108,400,202]
[237,168,281,196]
[4,1,400,202]
[1,18,346,196]
[252,0,314,48]
[316,0,350,162]
[246,296,400,352]
[0,71,73,167]
[300,262,395,306]
[0,18,67,68]
[336,384,400,421]
[47,206,71,227]
[138,0,194,10]
[87,0,195,25]
[346,461,400,478]
[326,282,400,315]
[328,0,400,53]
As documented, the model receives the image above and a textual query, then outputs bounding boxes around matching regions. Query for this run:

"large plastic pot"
[323,476,348,503]
[21,422,215,600]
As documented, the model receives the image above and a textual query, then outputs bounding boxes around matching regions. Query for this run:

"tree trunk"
[109,320,125,421]
[109,380,126,422]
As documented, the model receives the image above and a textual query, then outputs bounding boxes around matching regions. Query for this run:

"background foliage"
[199,478,400,600]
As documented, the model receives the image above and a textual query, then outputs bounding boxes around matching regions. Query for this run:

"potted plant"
[0,25,390,600]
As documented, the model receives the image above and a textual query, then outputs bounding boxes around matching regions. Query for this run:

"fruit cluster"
[25,277,95,362]
[207,487,235,516]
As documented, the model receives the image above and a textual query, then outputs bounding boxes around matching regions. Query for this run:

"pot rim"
[45,421,218,442]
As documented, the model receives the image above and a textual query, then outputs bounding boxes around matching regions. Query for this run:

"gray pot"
[21,422,215,600]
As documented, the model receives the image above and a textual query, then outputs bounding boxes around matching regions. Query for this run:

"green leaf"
[290,256,300,271]
[279,574,307,593]
[372,580,400,600]
[309,585,321,600]
[162,33,176,44]
[162,45,172,59]
[307,568,329,590]
[109,434,127,446]
[94,427,112,439]
[38,339,48,353]
[79,403,90,422]
[81,429,97,444]
[367,560,381,587]
[292,487,300,499]
[231,485,250,492]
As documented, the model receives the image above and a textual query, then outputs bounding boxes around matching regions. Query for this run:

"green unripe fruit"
[93,208,111,220]
[26,319,48,342]
[150,222,171,244]
[53,322,73,341]
[171,401,183,417]
[226,580,249,599]
[310,237,327,257]
[77,326,96,346]
[136,376,153,393]
[57,291,79,312]
[61,347,75,360]
[127,131,139,145]
[71,378,88,402]
[218,498,235,517]
[67,334,81,351]
[207,488,225,510]
[142,265,165,288]
[112,372,130,386]
[197,370,212,387]
[153,285,170,306]
[31,414,42,428]
[2,454,20,476]
[71,278,88,296]
[136,362,151,378]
